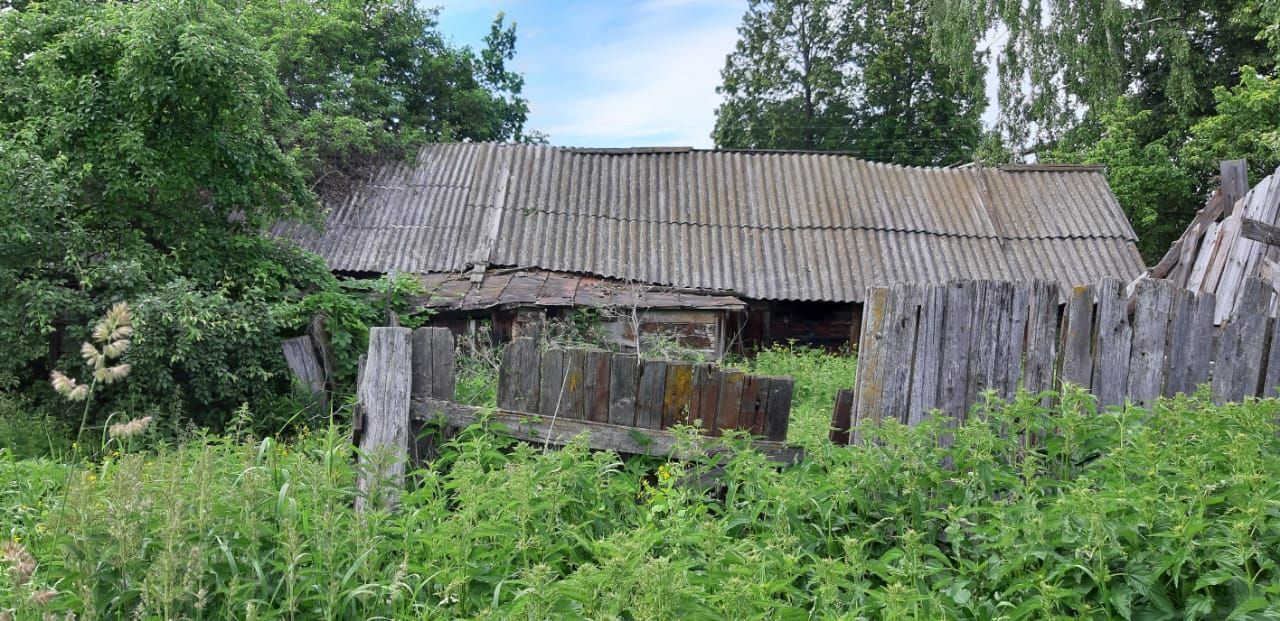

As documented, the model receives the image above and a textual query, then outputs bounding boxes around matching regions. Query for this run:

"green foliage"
[714,0,986,165]
[730,343,858,448]
[5,392,1280,618]
[1184,67,1280,184]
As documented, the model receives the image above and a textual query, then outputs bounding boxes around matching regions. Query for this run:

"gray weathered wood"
[1212,289,1270,403]
[762,377,793,441]
[427,328,456,400]
[410,398,804,463]
[996,282,1032,400]
[560,349,588,420]
[692,364,720,433]
[282,336,325,394]
[938,281,976,422]
[634,360,667,429]
[907,285,946,425]
[1023,282,1060,397]
[661,362,695,428]
[1165,292,1216,396]
[1242,218,1280,248]
[714,370,745,435]
[607,354,639,426]
[538,348,567,417]
[498,337,540,412]
[356,327,412,512]
[585,350,612,423]
[853,287,893,424]
[740,375,766,436]
[966,282,1008,413]
[1263,317,1280,398]
[880,285,920,424]
[1091,279,1133,408]
[1125,280,1174,407]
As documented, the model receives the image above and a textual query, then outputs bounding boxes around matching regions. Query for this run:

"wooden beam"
[1242,218,1280,248]
[410,398,804,464]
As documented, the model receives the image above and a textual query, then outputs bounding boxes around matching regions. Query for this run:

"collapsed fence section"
[834,277,1280,443]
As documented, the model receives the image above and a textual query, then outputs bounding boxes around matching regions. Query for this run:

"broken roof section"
[273,142,1145,302]
[419,268,746,312]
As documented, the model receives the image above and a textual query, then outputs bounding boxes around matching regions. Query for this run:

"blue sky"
[435,0,746,148]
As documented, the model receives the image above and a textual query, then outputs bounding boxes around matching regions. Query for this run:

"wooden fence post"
[409,327,455,468]
[356,327,412,512]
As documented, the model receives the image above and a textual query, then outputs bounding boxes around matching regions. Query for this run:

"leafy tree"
[713,0,986,165]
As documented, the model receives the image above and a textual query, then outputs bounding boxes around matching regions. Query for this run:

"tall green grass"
[4,388,1280,619]
[731,344,858,447]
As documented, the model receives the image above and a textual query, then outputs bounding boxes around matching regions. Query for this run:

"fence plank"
[661,362,695,428]
[740,376,766,436]
[763,378,794,441]
[282,336,325,394]
[1023,282,1060,397]
[634,360,668,430]
[1059,286,1095,390]
[1125,280,1174,407]
[997,282,1032,400]
[853,287,893,423]
[907,285,946,425]
[537,348,567,417]
[966,282,1007,412]
[607,354,639,426]
[881,285,920,424]
[692,365,721,433]
[1264,317,1280,398]
[1172,292,1216,395]
[498,337,540,412]
[1092,279,1133,408]
[1213,280,1271,403]
[830,388,856,445]
[585,351,612,423]
[561,349,588,420]
[938,281,976,422]
[1162,289,1196,397]
[714,370,746,435]
[427,328,456,401]
[356,327,412,512]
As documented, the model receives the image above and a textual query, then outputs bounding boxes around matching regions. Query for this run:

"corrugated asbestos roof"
[273,142,1145,302]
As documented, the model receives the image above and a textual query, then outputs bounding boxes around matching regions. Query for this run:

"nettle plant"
[49,302,135,445]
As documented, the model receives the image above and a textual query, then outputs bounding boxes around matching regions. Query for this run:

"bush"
[5,389,1279,619]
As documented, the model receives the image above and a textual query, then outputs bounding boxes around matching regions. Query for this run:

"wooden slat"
[1242,217,1280,247]
[1212,278,1272,403]
[498,337,540,412]
[1125,280,1174,407]
[829,388,855,445]
[938,281,976,422]
[907,285,946,425]
[428,328,456,400]
[410,398,804,464]
[537,348,567,417]
[1023,282,1060,397]
[356,327,412,512]
[1091,279,1132,408]
[585,350,612,423]
[634,360,667,430]
[1161,288,1195,397]
[762,377,794,441]
[661,362,695,428]
[607,354,639,426]
[1263,317,1280,398]
[713,369,745,435]
[282,336,325,394]
[852,287,893,423]
[561,349,588,420]
[966,282,1007,412]
[997,281,1032,400]
[1186,221,1221,292]
[880,285,920,424]
[692,365,721,433]
[1165,292,1216,396]
[739,376,766,436]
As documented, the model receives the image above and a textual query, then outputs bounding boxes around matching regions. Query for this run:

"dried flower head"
[108,416,153,440]
[94,363,131,385]
[103,339,130,358]
[80,342,104,369]
[2,541,35,587]
[31,589,57,606]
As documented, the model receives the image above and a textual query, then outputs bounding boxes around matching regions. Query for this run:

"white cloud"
[533,3,742,147]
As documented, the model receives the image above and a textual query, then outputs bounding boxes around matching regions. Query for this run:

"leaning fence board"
[662,362,695,428]
[356,327,412,512]
[1091,279,1133,408]
[830,388,855,445]
[498,337,540,412]
[762,378,794,441]
[1212,311,1268,403]
[410,398,803,464]
[409,328,454,466]
[1125,280,1174,407]
[282,336,325,394]
[1023,282,1059,396]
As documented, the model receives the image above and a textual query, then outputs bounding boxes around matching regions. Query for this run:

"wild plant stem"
[74,378,98,451]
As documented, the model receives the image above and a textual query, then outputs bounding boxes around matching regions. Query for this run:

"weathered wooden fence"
[354,329,801,507]
[834,277,1280,442]
[497,337,793,440]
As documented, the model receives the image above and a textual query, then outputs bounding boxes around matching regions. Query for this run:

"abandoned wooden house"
[274,143,1145,356]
